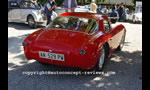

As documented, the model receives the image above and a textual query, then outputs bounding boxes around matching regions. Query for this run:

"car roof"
[59,12,108,21]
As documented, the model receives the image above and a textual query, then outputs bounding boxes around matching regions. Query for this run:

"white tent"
[104,0,133,6]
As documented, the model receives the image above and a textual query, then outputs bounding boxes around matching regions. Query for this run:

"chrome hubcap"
[28,18,34,26]
[98,46,105,69]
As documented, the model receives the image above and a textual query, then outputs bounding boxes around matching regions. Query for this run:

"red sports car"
[23,12,126,71]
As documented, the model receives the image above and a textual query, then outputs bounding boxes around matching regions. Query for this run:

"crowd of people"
[35,0,130,25]
[91,1,129,22]
[43,0,79,25]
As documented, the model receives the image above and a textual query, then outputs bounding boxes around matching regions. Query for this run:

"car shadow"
[8,50,142,90]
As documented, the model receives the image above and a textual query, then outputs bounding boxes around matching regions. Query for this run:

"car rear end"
[23,13,103,69]
[23,29,98,70]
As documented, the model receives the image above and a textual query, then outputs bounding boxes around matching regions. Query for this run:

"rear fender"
[24,28,44,43]
[113,24,125,31]
[27,11,42,22]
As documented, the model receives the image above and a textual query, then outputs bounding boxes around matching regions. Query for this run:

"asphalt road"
[8,22,142,90]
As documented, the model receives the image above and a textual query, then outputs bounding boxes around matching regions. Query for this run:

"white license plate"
[39,51,65,61]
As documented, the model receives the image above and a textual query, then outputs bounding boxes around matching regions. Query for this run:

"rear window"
[45,16,98,34]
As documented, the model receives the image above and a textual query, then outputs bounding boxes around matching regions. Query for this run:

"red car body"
[23,12,126,70]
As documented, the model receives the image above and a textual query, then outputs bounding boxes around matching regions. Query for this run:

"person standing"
[45,0,57,25]
[103,6,108,15]
[118,2,124,21]
[63,0,77,12]
[90,0,97,13]
[107,6,112,17]
[112,3,118,11]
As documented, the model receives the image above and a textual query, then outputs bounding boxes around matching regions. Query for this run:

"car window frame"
[45,16,99,35]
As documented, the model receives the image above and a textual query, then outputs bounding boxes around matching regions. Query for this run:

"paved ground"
[8,22,142,90]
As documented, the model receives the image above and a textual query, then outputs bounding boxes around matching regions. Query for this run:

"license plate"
[39,51,65,61]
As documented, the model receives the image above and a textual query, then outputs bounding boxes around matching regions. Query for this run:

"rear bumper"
[23,46,98,70]
[25,52,97,70]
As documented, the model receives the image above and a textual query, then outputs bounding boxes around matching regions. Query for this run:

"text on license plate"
[39,51,65,61]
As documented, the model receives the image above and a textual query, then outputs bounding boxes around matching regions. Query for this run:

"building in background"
[104,0,133,6]
[135,1,142,13]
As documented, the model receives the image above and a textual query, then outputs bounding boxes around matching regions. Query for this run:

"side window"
[84,19,98,34]
[88,21,98,34]
[20,2,36,8]
[10,2,19,8]
[103,20,111,33]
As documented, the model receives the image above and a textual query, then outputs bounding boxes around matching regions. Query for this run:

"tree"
[38,0,46,5]
[55,0,64,6]
[131,0,142,10]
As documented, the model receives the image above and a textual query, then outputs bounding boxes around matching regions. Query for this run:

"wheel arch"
[26,14,37,22]
[27,14,32,22]
[96,41,110,60]
[93,42,110,71]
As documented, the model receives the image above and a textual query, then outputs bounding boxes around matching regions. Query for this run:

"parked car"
[23,12,126,71]
[55,7,90,16]
[127,2,142,23]
[8,0,57,28]
[127,12,142,23]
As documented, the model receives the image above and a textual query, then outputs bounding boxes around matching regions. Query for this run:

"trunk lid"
[33,29,90,49]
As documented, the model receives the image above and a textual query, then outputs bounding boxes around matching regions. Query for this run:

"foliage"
[37,0,46,5]
[55,0,64,6]
[37,0,141,8]
[131,0,142,10]
[37,0,64,6]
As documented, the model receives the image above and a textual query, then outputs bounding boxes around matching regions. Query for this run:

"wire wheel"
[27,16,37,28]
[97,46,105,71]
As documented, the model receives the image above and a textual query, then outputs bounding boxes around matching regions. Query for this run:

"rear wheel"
[27,15,37,29]
[95,45,106,71]
[111,19,117,23]
[132,16,136,24]
[133,20,137,24]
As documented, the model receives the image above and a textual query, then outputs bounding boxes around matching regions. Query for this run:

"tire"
[116,31,126,51]
[132,16,136,24]
[95,45,107,71]
[111,19,117,24]
[27,15,37,29]
[133,20,136,24]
